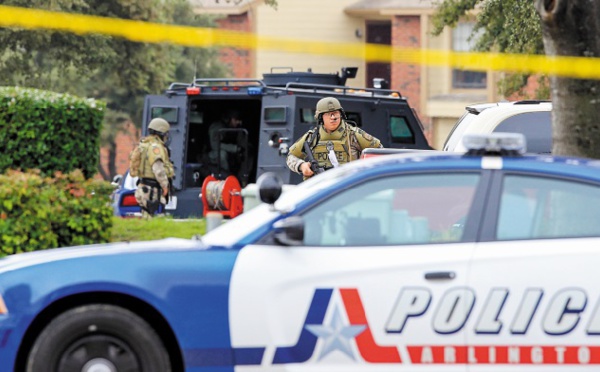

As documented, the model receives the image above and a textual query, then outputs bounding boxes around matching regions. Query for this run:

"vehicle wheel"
[27,304,171,372]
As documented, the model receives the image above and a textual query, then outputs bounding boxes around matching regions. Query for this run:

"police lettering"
[386,286,600,336]
[407,345,595,364]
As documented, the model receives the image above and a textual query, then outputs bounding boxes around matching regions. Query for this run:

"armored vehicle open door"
[142,94,204,217]
[257,94,320,185]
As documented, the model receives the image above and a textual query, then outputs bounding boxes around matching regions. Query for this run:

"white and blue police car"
[2,133,600,371]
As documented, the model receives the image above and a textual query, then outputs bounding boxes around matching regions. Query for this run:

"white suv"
[443,100,552,153]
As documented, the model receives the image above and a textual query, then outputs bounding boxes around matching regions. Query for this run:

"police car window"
[390,116,415,144]
[302,173,481,246]
[494,112,552,154]
[150,107,178,125]
[497,175,600,240]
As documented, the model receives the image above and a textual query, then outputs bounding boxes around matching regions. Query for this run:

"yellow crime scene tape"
[2,4,600,80]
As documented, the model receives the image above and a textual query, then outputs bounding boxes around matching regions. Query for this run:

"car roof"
[352,151,600,183]
[466,100,552,115]
[444,100,553,152]
[360,148,444,158]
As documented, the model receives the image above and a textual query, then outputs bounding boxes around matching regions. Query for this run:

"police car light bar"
[463,133,526,156]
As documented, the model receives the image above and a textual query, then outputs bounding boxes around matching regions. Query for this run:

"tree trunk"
[97,139,118,181]
[536,0,600,158]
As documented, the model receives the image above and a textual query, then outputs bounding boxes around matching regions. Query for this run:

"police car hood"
[0,238,208,273]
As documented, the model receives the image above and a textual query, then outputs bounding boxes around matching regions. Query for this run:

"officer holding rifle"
[286,97,383,180]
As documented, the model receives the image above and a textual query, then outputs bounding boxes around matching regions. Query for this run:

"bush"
[0,170,114,255]
[0,87,105,179]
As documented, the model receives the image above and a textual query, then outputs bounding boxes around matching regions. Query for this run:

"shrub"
[0,170,114,255]
[0,87,105,179]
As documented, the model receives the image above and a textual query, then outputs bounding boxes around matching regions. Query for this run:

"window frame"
[263,170,491,247]
[450,22,487,90]
[480,171,600,242]
[150,106,179,125]
[389,115,416,144]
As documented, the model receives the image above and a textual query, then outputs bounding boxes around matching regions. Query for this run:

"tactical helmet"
[314,97,343,120]
[148,118,170,134]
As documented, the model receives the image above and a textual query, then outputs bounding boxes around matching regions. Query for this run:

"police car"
[2,133,600,371]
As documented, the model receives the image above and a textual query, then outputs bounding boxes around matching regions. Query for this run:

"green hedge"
[0,87,105,179]
[0,87,113,255]
[0,170,114,255]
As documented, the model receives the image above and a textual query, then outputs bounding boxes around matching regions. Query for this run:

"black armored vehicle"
[136,67,432,217]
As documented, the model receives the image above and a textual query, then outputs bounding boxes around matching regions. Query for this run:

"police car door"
[230,170,490,371]
[143,94,187,191]
[467,170,600,370]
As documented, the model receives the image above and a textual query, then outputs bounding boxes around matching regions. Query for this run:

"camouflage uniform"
[287,119,382,179]
[134,135,174,218]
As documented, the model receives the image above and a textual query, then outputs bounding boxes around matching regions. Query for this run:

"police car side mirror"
[256,172,283,205]
[273,216,304,246]
[111,174,123,188]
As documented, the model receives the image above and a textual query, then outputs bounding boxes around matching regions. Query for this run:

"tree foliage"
[431,0,546,98]
[535,0,600,159]
[0,0,229,179]
[433,0,600,159]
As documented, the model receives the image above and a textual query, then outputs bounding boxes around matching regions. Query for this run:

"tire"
[26,304,171,372]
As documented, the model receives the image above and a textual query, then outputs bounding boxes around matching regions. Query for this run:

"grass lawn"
[110,216,206,242]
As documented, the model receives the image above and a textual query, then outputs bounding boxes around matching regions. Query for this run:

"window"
[390,116,414,144]
[452,23,486,89]
[300,108,316,124]
[263,107,287,124]
[497,175,600,240]
[494,112,552,154]
[150,106,178,125]
[346,112,362,127]
[301,173,481,246]
[443,111,476,151]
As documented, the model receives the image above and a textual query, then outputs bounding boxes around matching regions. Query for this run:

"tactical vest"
[309,124,353,169]
[135,136,174,179]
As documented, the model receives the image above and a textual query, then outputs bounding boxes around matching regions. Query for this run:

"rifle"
[303,133,325,174]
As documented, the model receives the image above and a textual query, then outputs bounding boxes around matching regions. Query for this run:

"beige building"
[192,0,504,149]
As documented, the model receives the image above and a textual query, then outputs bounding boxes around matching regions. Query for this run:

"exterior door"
[258,94,321,184]
[143,94,188,190]
[467,171,600,370]
[230,171,488,371]
[366,21,391,89]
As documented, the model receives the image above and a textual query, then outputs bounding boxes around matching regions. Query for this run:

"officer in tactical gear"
[287,97,382,180]
[133,117,175,218]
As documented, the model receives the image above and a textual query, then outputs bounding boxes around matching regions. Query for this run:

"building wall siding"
[216,12,255,78]
[391,15,432,143]
[254,0,366,86]
[99,121,139,179]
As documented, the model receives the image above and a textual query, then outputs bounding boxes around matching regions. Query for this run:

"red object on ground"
[201,175,243,218]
